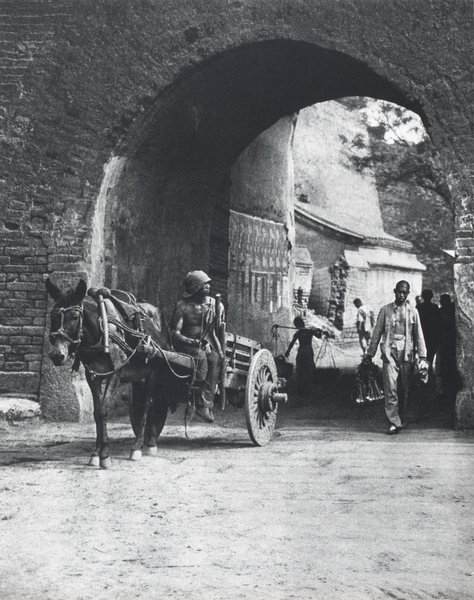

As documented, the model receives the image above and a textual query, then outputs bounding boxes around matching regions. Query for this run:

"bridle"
[49,305,84,350]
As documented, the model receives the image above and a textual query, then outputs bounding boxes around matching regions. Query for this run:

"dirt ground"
[1,370,473,600]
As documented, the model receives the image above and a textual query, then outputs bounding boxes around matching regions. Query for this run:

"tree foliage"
[337,97,455,294]
[338,97,452,207]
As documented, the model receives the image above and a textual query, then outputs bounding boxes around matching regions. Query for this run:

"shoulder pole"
[215,294,227,410]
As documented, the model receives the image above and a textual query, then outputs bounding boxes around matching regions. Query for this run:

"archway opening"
[96,39,455,427]
[286,97,455,428]
[101,40,428,311]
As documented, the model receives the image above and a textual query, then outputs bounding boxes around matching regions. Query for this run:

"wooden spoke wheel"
[129,382,168,439]
[245,349,280,446]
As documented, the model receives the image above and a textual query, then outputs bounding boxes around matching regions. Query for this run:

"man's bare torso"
[181,302,206,340]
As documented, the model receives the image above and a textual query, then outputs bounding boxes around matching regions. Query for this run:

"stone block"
[0,325,21,335]
[4,362,27,371]
[24,353,42,361]
[22,326,44,336]
[0,371,40,395]
[0,396,41,421]
[6,282,37,291]
[39,360,93,423]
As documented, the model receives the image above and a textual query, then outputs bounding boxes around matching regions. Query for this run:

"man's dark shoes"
[386,424,402,435]
[195,406,214,424]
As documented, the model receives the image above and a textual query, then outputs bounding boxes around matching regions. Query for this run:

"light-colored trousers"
[358,331,371,353]
[382,346,411,427]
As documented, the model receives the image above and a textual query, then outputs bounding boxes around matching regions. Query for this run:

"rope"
[84,340,142,379]
[184,324,201,438]
[107,315,146,339]
[50,305,84,347]
[105,308,193,381]
[184,400,195,438]
[270,324,299,357]
[314,337,337,369]
[150,343,194,380]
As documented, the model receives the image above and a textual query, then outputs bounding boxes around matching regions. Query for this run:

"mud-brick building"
[0,0,472,426]
[292,247,313,307]
[293,102,426,338]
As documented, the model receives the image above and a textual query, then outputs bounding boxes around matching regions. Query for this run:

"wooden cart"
[130,328,288,447]
[222,331,288,445]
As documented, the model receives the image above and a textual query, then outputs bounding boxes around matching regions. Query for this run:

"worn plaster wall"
[228,116,295,347]
[0,0,472,425]
[295,223,359,316]
[294,102,388,239]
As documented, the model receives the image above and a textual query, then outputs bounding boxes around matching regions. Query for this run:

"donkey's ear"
[45,278,62,301]
[74,279,87,304]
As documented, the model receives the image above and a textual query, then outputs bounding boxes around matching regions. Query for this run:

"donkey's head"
[45,278,87,366]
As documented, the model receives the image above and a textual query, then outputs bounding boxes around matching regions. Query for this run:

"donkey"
[45,278,179,468]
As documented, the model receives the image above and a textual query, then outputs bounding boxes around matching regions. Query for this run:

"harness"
[50,305,84,351]
[49,291,194,381]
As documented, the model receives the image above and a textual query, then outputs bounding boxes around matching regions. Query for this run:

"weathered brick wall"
[0,0,73,394]
[0,0,472,424]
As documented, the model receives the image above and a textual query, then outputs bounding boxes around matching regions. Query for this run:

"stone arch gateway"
[0,1,472,426]
[99,40,426,306]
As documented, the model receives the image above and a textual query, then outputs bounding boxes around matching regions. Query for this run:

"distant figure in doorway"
[416,289,441,367]
[437,294,457,409]
[353,298,374,355]
[285,317,321,394]
[364,280,428,435]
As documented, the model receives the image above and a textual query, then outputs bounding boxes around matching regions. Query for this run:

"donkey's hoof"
[143,445,157,457]
[100,456,112,469]
[88,455,100,467]
[129,449,142,461]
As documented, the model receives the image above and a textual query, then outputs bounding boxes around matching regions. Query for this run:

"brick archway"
[102,40,428,307]
[0,1,471,425]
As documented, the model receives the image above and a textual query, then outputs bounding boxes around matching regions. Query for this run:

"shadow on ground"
[278,366,456,436]
[0,355,459,468]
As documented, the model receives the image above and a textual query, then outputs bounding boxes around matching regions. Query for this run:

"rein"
[85,308,149,379]
[50,299,143,378]
[84,340,143,379]
[50,294,194,382]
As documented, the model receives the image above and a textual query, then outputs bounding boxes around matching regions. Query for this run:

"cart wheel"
[245,349,280,446]
[130,383,168,439]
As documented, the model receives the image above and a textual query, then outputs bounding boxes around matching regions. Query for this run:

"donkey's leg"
[130,373,156,461]
[87,372,121,468]
[142,398,159,457]
[143,400,159,456]
[130,381,153,460]
[144,389,169,455]
[97,373,122,468]
[86,375,103,467]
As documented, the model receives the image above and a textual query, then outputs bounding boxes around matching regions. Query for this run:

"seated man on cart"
[171,270,224,424]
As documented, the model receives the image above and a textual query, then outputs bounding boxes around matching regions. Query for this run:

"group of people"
[416,290,457,393]
[171,270,456,435]
[355,282,457,434]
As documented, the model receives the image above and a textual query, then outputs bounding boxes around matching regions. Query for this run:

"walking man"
[353,298,374,355]
[171,270,224,423]
[365,280,428,435]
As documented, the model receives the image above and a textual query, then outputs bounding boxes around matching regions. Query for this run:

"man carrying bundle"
[364,280,428,435]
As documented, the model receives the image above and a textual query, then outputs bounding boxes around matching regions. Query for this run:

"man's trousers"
[358,331,371,353]
[182,346,222,408]
[382,347,412,428]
